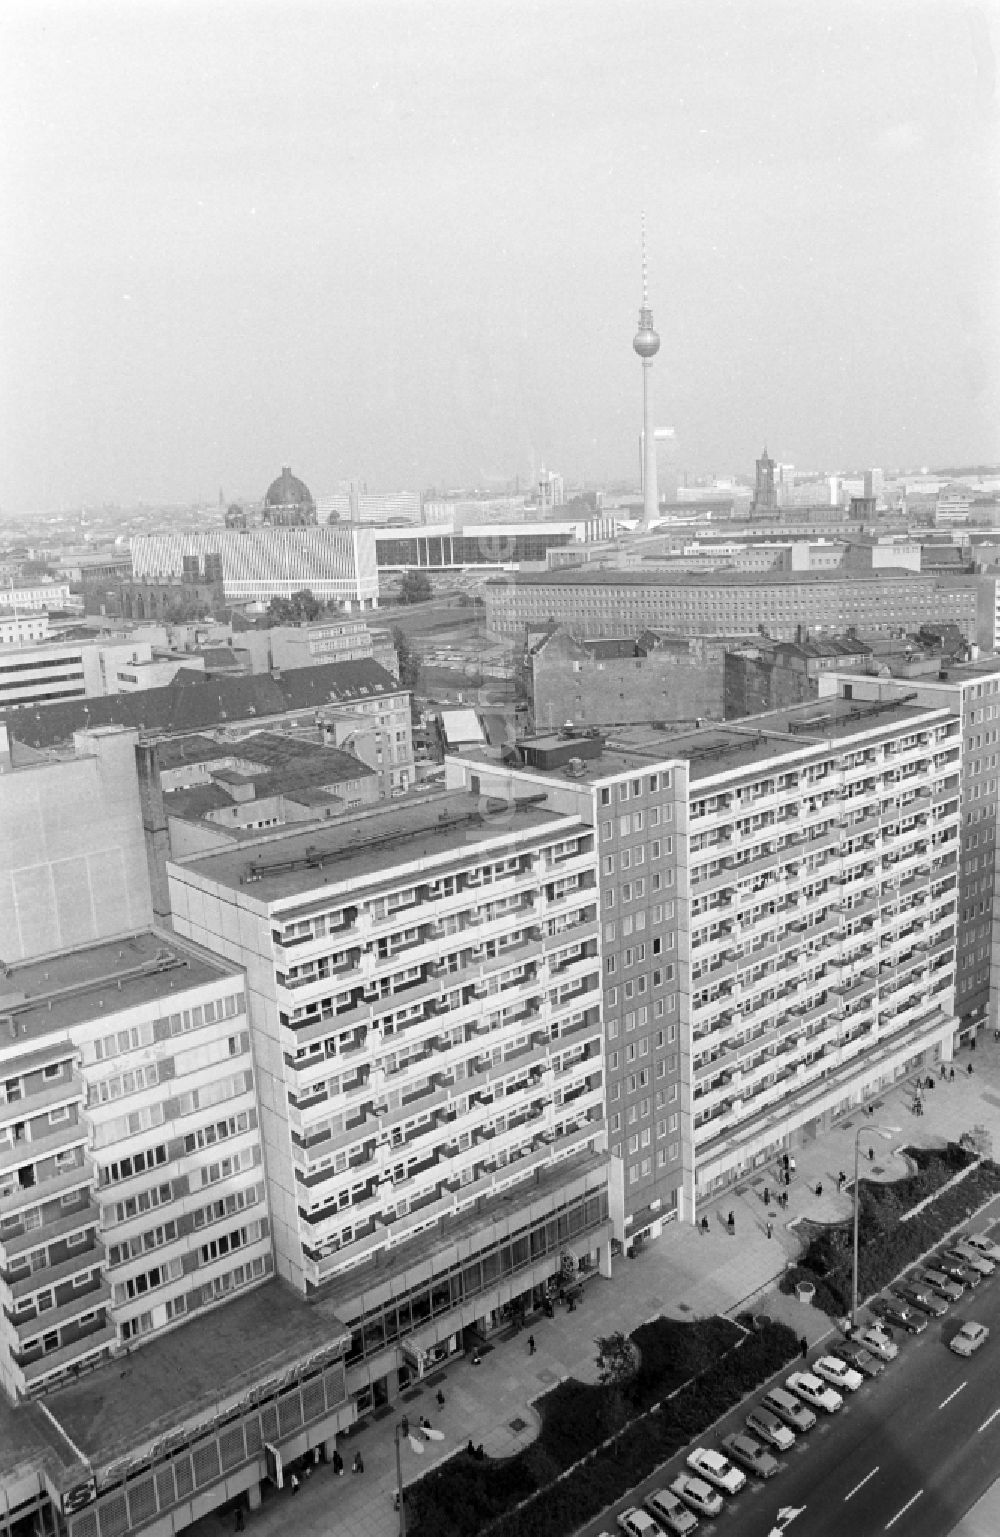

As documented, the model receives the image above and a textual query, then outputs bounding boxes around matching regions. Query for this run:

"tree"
[265,588,321,625]
[398,569,433,605]
[594,1331,639,1455]
[392,626,420,690]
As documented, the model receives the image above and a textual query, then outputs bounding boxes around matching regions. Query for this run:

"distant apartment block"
[485,570,987,645]
[319,488,423,525]
[131,526,380,609]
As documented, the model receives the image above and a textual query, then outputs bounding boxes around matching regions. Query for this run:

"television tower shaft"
[633,215,661,529]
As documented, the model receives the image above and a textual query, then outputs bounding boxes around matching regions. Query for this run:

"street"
[585,1235,1000,1537]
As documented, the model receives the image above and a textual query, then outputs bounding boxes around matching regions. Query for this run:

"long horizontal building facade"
[485,568,991,645]
[131,527,380,609]
[445,695,961,1239]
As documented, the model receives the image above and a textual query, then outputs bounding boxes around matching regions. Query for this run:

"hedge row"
[779,1144,1000,1316]
[407,1321,797,1537]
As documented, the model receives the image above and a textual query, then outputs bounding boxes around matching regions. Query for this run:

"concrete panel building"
[131,527,380,610]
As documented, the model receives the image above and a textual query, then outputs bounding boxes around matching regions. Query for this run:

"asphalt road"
[587,1253,1000,1537]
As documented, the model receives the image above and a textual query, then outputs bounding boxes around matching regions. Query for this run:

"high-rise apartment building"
[167,792,612,1405]
[448,694,960,1242]
[0,930,266,1401]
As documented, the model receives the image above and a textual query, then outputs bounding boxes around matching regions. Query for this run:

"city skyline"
[2,1,998,512]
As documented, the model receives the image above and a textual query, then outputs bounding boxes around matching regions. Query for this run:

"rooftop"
[0,658,403,752]
[174,791,579,904]
[1,931,235,1048]
[489,567,977,590]
[21,1277,351,1485]
[508,695,954,787]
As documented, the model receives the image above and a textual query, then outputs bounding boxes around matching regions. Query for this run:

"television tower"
[633,214,661,529]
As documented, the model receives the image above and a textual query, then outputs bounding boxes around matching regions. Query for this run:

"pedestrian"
[701,1215,709,1232]
[764,1186,770,1207]
[815,1182,823,1198]
[800,1336,808,1360]
[784,1171,791,1186]
[783,1153,790,1172]
[969,1063,975,1076]
[472,1349,481,1366]
[950,1067,956,1082]
[867,1103,875,1116]
[789,1157,796,1176]
[333,1448,344,1476]
[868,1147,875,1162]
[941,1063,947,1080]
[727,1210,735,1233]
[766,1220,773,1239]
[837,1170,846,1191]
[353,1452,364,1475]
[235,1509,245,1533]
[568,1296,576,1312]
[528,1334,536,1355]
[436,1390,446,1407]
[401,1415,409,1438]
[290,1474,300,1496]
[972,1033,977,1051]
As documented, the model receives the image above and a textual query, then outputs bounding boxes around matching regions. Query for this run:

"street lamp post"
[851,1121,901,1330]
[394,1422,407,1537]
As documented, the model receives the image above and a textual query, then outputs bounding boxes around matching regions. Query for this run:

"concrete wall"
[0,726,153,961]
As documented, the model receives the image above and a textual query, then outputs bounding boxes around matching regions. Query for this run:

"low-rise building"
[528,628,734,730]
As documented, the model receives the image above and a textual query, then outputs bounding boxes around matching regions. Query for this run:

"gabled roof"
[0,659,401,750]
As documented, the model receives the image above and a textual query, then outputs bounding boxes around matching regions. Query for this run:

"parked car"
[618,1508,662,1537]
[949,1321,990,1357]
[685,1447,746,1494]
[890,1283,947,1317]
[721,1431,780,1479]
[812,1354,864,1393]
[786,1371,843,1414]
[945,1243,996,1276]
[858,1324,900,1359]
[935,1254,982,1287]
[645,1487,700,1536]
[831,1341,884,1378]
[916,1267,964,1302]
[669,1474,724,1519]
[746,1405,797,1451]
[963,1231,1000,1262]
[870,1297,926,1334]
[763,1386,817,1432]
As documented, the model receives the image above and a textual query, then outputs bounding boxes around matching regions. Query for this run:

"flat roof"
[511,696,953,787]
[174,791,580,904]
[2,931,236,1046]
[489,567,977,590]
[36,1278,352,1479]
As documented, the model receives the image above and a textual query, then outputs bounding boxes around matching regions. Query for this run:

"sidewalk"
[187,1032,1000,1537]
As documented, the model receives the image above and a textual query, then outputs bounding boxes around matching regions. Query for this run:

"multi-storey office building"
[0,929,269,1401]
[449,694,961,1238]
[167,793,612,1412]
[818,657,1000,1035]
[131,526,380,609]
[485,568,985,644]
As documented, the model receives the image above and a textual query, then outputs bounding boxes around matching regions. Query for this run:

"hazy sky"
[2,1,998,510]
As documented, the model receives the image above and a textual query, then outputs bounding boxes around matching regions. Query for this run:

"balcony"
[19,1320,116,1392]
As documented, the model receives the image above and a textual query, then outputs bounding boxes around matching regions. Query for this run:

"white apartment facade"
[0,637,154,709]
[0,931,270,1400]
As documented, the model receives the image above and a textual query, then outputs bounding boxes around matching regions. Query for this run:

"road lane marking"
[885,1490,923,1528]
[978,1406,1000,1432]
[844,1467,879,1501]
[939,1382,967,1408]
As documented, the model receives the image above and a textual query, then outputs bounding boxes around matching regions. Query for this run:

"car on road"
[763,1386,817,1432]
[831,1341,884,1378]
[786,1371,844,1414]
[669,1473,724,1518]
[869,1297,927,1334]
[945,1242,996,1276]
[813,1354,864,1392]
[916,1266,964,1302]
[685,1447,746,1494]
[617,1507,662,1537]
[746,1405,797,1451]
[890,1283,947,1317]
[949,1321,990,1357]
[645,1487,700,1536]
[935,1254,982,1288]
[858,1324,900,1360]
[963,1231,1000,1262]
[721,1430,780,1479]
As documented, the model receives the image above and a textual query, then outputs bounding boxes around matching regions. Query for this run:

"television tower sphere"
[633,307,660,359]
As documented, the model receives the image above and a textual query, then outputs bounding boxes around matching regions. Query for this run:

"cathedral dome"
[264,466,315,511]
